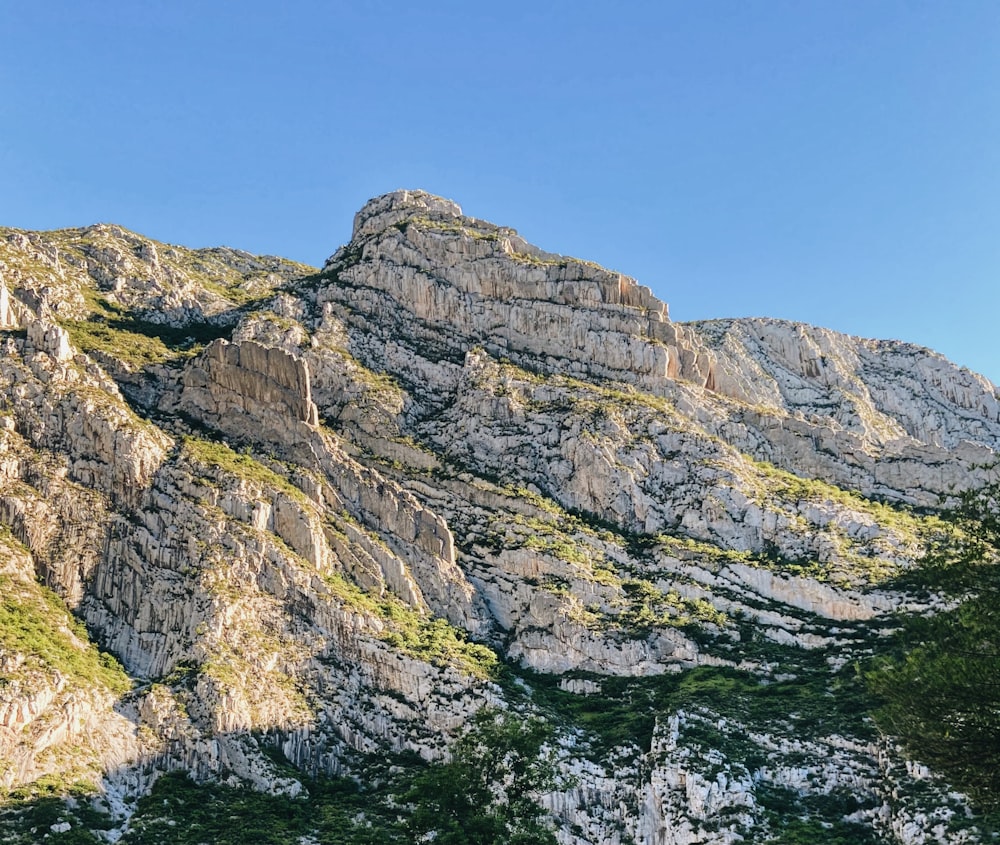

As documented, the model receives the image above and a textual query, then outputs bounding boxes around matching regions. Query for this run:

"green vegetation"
[380,613,498,678]
[509,250,565,266]
[0,776,112,845]
[61,293,232,369]
[654,532,756,566]
[755,784,884,844]
[327,345,404,395]
[487,354,930,586]
[505,643,871,760]
[121,771,404,845]
[393,213,608,276]
[180,435,310,506]
[323,572,498,679]
[182,434,497,679]
[534,370,690,430]
[62,319,175,368]
[868,477,1000,816]
[0,572,130,695]
[400,215,504,242]
[522,527,595,566]
[403,708,561,845]
[5,711,559,845]
[0,559,131,841]
[617,578,728,630]
[480,506,728,633]
[200,642,313,725]
[748,457,940,540]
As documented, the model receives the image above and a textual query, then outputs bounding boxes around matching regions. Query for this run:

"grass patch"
[323,573,498,679]
[62,313,232,369]
[180,435,310,506]
[748,457,942,541]
[62,319,175,368]
[0,573,131,695]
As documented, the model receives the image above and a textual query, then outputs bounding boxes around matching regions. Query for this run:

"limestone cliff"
[0,195,996,844]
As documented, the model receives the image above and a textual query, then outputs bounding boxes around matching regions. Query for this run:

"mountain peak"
[351,189,464,239]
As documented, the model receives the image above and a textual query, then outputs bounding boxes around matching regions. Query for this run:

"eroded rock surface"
[0,194,995,843]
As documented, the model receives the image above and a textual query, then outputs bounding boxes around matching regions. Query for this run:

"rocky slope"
[0,192,997,843]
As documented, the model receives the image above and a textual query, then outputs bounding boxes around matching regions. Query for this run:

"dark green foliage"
[121,771,405,845]
[0,778,112,845]
[869,605,1000,809]
[506,666,663,755]
[403,709,560,845]
[103,315,234,349]
[5,713,562,844]
[869,476,1000,813]
[756,785,885,844]
[505,647,872,761]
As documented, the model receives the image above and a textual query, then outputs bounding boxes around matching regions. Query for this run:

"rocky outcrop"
[685,318,1000,504]
[1,320,171,512]
[0,193,994,844]
[179,338,320,435]
[0,277,20,329]
[0,222,313,328]
[314,192,998,506]
[694,318,1000,445]
[321,190,715,395]
[26,318,73,362]
[173,336,480,631]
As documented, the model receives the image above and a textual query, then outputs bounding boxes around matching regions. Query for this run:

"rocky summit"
[0,190,998,843]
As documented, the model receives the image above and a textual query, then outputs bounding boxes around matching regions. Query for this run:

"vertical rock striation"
[0,196,995,843]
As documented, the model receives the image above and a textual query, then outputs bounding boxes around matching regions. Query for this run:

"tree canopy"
[403,708,561,845]
[868,477,1000,813]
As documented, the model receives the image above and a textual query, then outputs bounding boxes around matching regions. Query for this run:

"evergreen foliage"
[869,476,1000,813]
[120,772,402,845]
[403,709,561,845]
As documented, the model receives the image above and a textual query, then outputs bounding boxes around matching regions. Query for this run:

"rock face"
[0,277,19,328]
[0,530,139,791]
[180,338,320,433]
[0,195,996,844]
[325,190,715,393]
[320,191,1000,508]
[688,318,1000,504]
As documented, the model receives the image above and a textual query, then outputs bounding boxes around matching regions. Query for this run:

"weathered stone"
[0,197,991,844]
[180,337,320,432]
[0,276,18,329]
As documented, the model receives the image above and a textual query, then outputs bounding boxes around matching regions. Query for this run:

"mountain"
[1,190,998,844]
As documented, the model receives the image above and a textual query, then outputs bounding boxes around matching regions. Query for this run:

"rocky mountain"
[1,190,998,843]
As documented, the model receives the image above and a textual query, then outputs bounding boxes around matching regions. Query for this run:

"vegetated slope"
[0,192,998,845]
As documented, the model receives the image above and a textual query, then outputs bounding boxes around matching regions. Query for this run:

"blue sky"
[2,1,998,383]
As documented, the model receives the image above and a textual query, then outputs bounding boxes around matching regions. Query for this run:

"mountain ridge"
[0,190,996,843]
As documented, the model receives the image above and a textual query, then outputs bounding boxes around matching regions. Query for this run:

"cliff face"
[324,191,999,507]
[0,193,997,843]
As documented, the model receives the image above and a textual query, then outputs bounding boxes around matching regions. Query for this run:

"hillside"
[1,190,998,844]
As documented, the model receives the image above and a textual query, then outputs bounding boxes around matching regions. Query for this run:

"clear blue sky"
[2,1,998,383]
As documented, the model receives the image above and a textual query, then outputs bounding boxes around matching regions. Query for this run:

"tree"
[868,476,1000,812]
[403,708,561,845]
